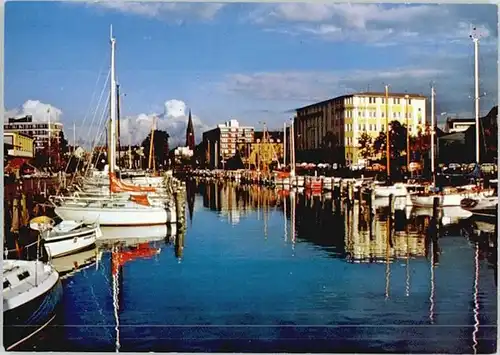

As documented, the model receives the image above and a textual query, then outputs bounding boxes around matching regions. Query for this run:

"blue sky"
[5,1,498,146]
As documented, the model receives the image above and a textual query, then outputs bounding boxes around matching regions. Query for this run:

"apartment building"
[4,132,35,158]
[4,115,64,151]
[202,119,254,168]
[295,92,427,165]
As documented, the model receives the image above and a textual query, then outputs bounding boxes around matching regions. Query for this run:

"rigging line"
[74,96,109,184]
[73,95,110,185]
[69,69,111,182]
[64,52,110,174]
[84,97,111,177]
[83,69,111,150]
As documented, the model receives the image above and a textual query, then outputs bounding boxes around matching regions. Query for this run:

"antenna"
[110,25,113,40]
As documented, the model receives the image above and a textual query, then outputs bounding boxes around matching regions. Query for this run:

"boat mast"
[117,83,121,167]
[385,85,390,182]
[128,131,132,169]
[290,118,295,178]
[283,122,287,169]
[430,85,436,185]
[471,28,481,164]
[109,25,117,174]
[148,117,156,171]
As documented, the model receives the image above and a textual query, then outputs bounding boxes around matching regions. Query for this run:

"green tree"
[373,120,408,160]
[358,132,374,160]
[409,125,431,163]
[141,130,170,170]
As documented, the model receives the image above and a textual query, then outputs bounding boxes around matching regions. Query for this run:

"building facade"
[4,115,64,151]
[295,92,427,165]
[444,117,475,133]
[185,109,195,150]
[4,132,35,158]
[202,119,254,168]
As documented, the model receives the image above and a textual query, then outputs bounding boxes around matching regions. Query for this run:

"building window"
[358,124,362,130]
[381,112,385,118]
[408,99,412,104]
[393,112,396,118]
[381,124,385,131]
[358,111,362,117]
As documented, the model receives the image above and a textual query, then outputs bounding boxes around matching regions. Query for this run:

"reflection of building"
[294,92,427,165]
[4,115,63,151]
[4,132,35,158]
[202,182,280,224]
[344,208,426,262]
[202,119,254,168]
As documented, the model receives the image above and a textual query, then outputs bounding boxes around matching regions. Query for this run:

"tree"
[373,131,387,159]
[409,126,431,163]
[141,130,170,170]
[373,120,408,160]
[358,132,374,160]
[59,131,69,157]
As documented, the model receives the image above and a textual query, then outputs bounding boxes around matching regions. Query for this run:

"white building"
[4,115,63,151]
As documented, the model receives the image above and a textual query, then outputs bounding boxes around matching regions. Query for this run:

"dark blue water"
[32,182,498,353]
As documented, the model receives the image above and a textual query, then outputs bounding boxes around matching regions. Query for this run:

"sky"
[4,1,498,147]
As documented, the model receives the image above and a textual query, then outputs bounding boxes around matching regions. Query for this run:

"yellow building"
[295,92,427,165]
[4,132,35,158]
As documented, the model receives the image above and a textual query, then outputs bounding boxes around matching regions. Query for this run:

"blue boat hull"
[3,278,63,350]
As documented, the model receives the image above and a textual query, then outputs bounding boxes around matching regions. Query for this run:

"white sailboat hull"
[411,190,494,207]
[374,184,408,198]
[54,206,176,226]
[411,193,464,207]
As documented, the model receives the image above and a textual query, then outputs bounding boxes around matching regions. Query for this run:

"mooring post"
[389,193,395,217]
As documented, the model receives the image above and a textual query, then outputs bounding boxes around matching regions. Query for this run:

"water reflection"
[51,246,100,277]
[47,180,496,353]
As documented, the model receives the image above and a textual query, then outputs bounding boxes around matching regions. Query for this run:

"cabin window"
[17,271,30,281]
[3,280,11,289]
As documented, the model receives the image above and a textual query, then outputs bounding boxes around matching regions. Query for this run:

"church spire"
[186,109,195,150]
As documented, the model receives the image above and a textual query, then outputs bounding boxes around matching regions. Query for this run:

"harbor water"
[20,181,497,353]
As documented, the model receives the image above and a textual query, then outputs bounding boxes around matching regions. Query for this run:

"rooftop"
[295,91,427,111]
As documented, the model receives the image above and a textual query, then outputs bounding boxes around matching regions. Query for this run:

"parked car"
[481,163,496,174]
[409,162,422,172]
[370,163,386,172]
[448,163,462,171]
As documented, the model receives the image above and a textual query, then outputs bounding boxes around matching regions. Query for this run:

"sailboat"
[3,232,63,351]
[53,27,176,226]
[410,80,494,208]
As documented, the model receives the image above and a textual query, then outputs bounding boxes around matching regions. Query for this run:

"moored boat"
[3,259,63,351]
[30,216,101,258]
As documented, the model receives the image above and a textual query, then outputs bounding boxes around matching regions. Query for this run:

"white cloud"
[120,99,209,147]
[248,4,497,46]
[219,54,497,123]
[87,1,225,22]
[222,68,446,103]
[4,100,62,123]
